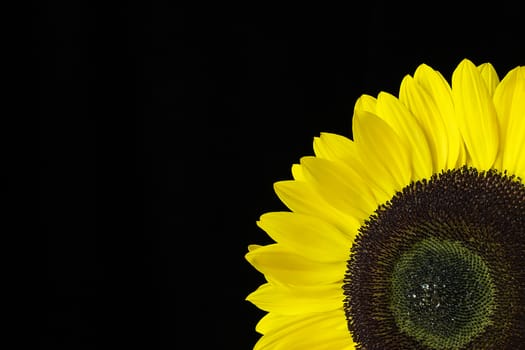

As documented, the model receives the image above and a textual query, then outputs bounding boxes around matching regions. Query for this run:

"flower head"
[246,59,525,349]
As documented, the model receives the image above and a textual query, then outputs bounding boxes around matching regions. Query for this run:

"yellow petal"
[245,244,346,286]
[254,310,355,350]
[313,133,357,161]
[248,244,263,252]
[478,62,500,96]
[257,212,350,263]
[411,64,465,169]
[354,94,377,114]
[311,133,388,207]
[247,282,343,315]
[375,91,433,180]
[400,74,451,171]
[273,180,360,237]
[352,110,411,198]
[256,313,289,335]
[493,68,516,158]
[495,67,525,177]
[291,164,306,181]
[452,59,499,170]
[300,156,378,221]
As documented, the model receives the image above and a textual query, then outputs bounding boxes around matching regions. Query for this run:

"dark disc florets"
[343,167,525,350]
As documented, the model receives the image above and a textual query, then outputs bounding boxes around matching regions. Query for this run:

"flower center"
[390,238,494,349]
[343,167,525,349]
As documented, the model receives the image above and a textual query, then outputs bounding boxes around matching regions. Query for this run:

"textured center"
[343,167,525,350]
[390,238,494,349]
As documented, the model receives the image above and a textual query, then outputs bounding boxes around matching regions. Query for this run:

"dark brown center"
[343,167,525,349]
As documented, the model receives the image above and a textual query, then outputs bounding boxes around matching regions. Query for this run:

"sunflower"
[245,59,525,349]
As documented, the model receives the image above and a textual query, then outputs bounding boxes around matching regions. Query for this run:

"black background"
[38,2,524,349]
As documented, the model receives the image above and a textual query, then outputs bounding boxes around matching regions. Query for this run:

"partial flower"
[246,59,525,349]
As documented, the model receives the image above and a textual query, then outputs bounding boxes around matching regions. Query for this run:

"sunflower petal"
[493,68,516,155]
[375,91,433,180]
[411,64,465,169]
[313,132,357,161]
[352,110,411,198]
[478,62,500,96]
[354,94,377,114]
[254,310,355,350]
[248,244,263,252]
[291,164,306,181]
[256,313,296,335]
[245,244,346,286]
[300,156,378,221]
[247,282,343,315]
[494,67,525,178]
[400,74,450,171]
[257,212,350,263]
[273,180,360,236]
[452,58,499,170]
[311,133,387,206]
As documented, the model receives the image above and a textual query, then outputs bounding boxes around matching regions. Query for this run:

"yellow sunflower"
[245,59,525,350]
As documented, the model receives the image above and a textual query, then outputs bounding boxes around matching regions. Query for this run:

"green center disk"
[390,238,495,350]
